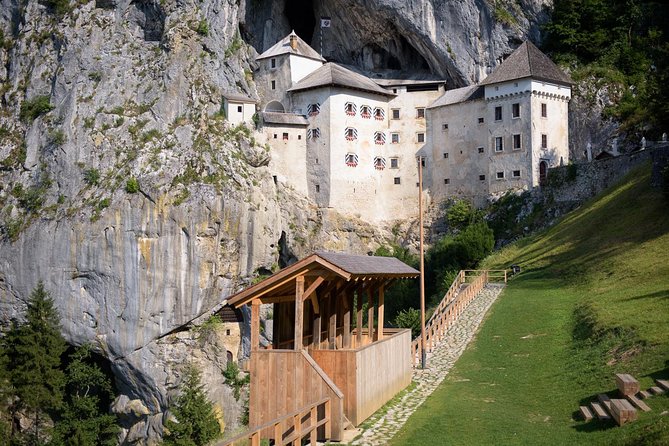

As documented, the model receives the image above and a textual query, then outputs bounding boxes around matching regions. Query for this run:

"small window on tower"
[270,58,276,69]
[393,177,401,185]
[391,133,400,144]
[282,132,288,140]
[374,107,385,120]
[479,174,486,181]
[345,128,358,141]
[374,131,386,145]
[513,134,521,150]
[271,80,276,90]
[315,184,320,193]
[495,136,504,152]
[344,102,357,116]
[478,147,485,154]
[442,123,449,130]
[416,107,426,119]
[307,103,320,117]
[512,170,521,178]
[443,153,449,159]
[512,103,520,119]
[391,108,400,120]
[417,133,425,143]
[496,171,505,180]
[478,117,484,124]
[495,106,502,121]
[390,157,399,169]
[360,105,372,119]
[541,103,547,118]
[541,134,548,149]
[237,105,242,113]
[444,178,450,184]
[345,153,359,167]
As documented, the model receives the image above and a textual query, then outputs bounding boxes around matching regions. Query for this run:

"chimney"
[289,31,298,51]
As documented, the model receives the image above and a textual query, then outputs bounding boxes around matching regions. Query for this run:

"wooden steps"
[590,402,610,420]
[597,393,612,411]
[626,394,651,412]
[610,399,637,426]
[638,390,652,399]
[656,379,669,392]
[579,406,594,421]
[649,386,665,395]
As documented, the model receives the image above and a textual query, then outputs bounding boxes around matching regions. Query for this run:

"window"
[374,107,385,120]
[391,108,400,119]
[442,123,449,130]
[307,103,320,117]
[226,329,231,336]
[496,171,505,180]
[345,127,358,141]
[360,105,372,119]
[282,132,288,140]
[391,133,400,144]
[513,134,521,150]
[344,102,356,116]
[416,107,425,119]
[345,153,359,167]
[479,174,486,181]
[237,105,242,113]
[417,133,425,143]
[494,106,502,121]
[308,128,320,139]
[374,131,386,145]
[270,58,276,69]
[374,156,386,170]
[478,147,485,154]
[512,103,520,118]
[298,135,302,140]
[273,134,277,139]
[390,157,399,169]
[512,170,521,178]
[444,178,450,184]
[393,177,401,185]
[541,103,547,118]
[478,117,484,124]
[271,80,276,90]
[315,184,320,192]
[541,134,548,149]
[443,153,449,159]
[495,136,504,152]
[420,158,426,167]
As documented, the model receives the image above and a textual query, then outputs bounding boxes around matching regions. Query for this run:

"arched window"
[360,105,372,119]
[374,156,386,170]
[539,160,548,185]
[307,128,321,139]
[374,107,385,120]
[344,102,357,116]
[345,127,358,141]
[345,153,359,167]
[307,103,320,117]
[374,131,386,145]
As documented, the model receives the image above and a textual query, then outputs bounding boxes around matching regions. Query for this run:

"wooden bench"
[610,399,637,426]
[615,373,640,396]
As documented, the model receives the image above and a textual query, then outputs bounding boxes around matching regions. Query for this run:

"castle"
[230,32,572,222]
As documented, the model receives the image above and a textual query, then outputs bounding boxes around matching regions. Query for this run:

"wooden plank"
[610,399,637,426]
[638,390,652,399]
[615,373,640,396]
[329,289,337,349]
[656,379,669,391]
[626,394,651,412]
[303,276,325,302]
[597,393,612,412]
[367,288,374,343]
[376,285,385,341]
[649,386,665,395]
[590,402,610,420]
[294,276,305,351]
[579,405,593,421]
[251,300,260,351]
[312,293,321,350]
[343,289,351,348]
[356,291,363,347]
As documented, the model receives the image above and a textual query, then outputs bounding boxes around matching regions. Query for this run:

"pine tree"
[51,345,119,446]
[163,365,220,446]
[2,281,66,443]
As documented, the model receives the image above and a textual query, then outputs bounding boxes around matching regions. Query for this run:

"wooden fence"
[411,270,507,365]
[217,397,331,446]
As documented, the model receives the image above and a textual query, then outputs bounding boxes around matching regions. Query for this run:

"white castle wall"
[289,54,324,84]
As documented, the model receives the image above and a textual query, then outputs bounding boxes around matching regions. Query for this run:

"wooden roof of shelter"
[227,251,419,308]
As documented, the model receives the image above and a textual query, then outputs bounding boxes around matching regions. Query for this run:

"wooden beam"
[312,292,321,350]
[356,290,363,347]
[251,299,260,351]
[259,294,296,304]
[328,288,337,349]
[343,288,352,348]
[302,276,325,302]
[376,284,385,341]
[367,288,374,343]
[294,275,305,351]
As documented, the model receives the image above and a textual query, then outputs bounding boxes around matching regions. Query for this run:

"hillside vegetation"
[391,165,669,445]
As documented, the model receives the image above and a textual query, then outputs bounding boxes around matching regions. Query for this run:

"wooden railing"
[411,269,507,366]
[217,397,331,446]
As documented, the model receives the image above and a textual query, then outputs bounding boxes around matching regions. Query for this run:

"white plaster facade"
[223,97,256,126]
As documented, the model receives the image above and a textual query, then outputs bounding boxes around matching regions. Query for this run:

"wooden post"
[293,413,301,445]
[251,431,260,446]
[367,288,374,343]
[356,289,363,347]
[251,299,260,351]
[324,399,332,439]
[310,405,317,445]
[328,288,337,349]
[295,276,305,351]
[274,421,283,446]
[312,292,321,350]
[342,289,351,348]
[376,284,384,341]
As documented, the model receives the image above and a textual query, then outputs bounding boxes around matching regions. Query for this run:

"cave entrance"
[285,0,316,44]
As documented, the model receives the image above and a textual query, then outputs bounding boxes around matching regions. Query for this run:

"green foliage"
[41,0,70,16]
[19,95,53,122]
[445,199,478,230]
[12,174,52,214]
[374,244,420,321]
[224,32,243,58]
[2,282,67,442]
[662,164,669,202]
[393,309,421,338]
[125,177,139,193]
[83,168,100,186]
[88,71,102,83]
[163,366,221,446]
[223,361,249,401]
[196,19,209,37]
[50,129,66,146]
[51,345,119,446]
[1,143,27,169]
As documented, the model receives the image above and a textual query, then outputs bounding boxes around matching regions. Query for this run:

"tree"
[51,345,119,446]
[2,281,66,444]
[163,366,220,446]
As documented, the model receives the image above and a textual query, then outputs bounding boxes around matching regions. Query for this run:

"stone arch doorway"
[265,101,285,112]
[539,160,548,185]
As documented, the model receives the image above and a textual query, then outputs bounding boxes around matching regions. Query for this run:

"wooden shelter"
[227,251,419,441]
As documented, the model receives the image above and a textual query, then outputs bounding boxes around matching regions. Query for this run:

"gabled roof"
[223,92,258,103]
[256,31,325,62]
[428,85,484,109]
[481,41,572,87]
[261,112,309,126]
[227,251,419,308]
[288,63,396,97]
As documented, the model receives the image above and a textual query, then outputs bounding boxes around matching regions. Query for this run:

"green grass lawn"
[390,165,669,445]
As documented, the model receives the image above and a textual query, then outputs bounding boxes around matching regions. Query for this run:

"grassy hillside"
[390,165,669,445]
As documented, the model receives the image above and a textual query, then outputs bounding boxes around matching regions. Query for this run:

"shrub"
[196,19,209,37]
[394,308,421,338]
[662,164,669,202]
[19,95,53,122]
[50,129,65,146]
[446,199,478,230]
[223,361,249,401]
[41,0,70,16]
[125,177,139,193]
[83,168,100,186]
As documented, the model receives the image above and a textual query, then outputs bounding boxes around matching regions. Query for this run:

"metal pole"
[418,156,427,369]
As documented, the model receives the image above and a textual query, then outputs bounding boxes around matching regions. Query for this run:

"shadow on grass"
[623,289,669,301]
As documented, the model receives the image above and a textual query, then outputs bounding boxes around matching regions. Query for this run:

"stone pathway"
[350,283,506,446]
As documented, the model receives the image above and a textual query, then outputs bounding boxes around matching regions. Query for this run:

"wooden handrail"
[411,269,506,366]
[217,397,331,446]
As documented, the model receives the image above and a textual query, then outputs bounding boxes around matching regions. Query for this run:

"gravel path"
[350,283,506,446]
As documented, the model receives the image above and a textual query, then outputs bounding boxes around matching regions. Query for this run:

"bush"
[125,177,139,193]
[19,95,53,122]
[446,199,480,230]
[196,19,209,37]
[41,0,70,16]
[84,168,100,186]
[394,309,421,338]
[662,165,669,202]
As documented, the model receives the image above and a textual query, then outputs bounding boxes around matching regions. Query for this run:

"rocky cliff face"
[0,0,552,443]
